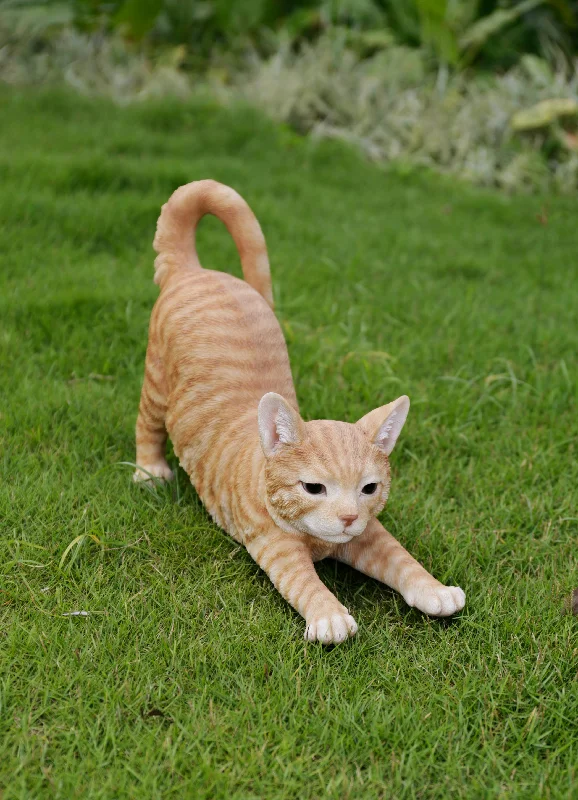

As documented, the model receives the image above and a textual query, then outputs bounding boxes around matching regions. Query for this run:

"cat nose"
[340,514,358,527]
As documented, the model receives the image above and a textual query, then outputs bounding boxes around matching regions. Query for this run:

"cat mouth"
[341,523,365,536]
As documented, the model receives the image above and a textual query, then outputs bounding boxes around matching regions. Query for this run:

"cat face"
[258,393,410,543]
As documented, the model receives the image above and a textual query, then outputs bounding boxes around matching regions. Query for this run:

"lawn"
[1,86,577,799]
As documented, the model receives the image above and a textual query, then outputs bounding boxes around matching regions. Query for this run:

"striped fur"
[134,180,465,644]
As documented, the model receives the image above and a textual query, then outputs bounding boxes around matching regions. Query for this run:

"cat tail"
[153,179,274,308]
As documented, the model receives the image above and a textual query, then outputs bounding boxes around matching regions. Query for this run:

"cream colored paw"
[305,612,358,644]
[133,462,174,482]
[404,584,465,617]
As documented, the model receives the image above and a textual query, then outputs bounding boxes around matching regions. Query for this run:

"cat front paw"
[133,462,174,482]
[404,583,465,617]
[305,612,358,644]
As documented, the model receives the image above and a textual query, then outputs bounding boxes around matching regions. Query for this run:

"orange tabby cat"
[134,180,465,644]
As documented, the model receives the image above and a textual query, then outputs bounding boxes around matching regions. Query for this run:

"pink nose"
[340,514,358,527]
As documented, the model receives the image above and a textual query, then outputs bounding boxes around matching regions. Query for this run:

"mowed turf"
[1,86,577,799]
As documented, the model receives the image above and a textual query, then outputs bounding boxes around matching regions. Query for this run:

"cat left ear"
[356,395,410,456]
[258,393,303,457]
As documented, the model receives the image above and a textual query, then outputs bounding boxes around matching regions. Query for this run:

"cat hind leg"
[134,358,173,483]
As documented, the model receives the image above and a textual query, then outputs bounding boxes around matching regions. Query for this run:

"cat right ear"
[258,393,303,457]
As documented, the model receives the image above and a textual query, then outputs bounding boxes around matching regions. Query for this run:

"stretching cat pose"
[134,180,466,644]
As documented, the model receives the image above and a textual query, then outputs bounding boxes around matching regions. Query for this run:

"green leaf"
[113,0,164,40]
[511,98,578,131]
[416,0,459,65]
[459,0,546,51]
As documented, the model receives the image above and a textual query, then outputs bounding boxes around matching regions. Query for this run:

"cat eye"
[361,483,378,495]
[301,482,326,495]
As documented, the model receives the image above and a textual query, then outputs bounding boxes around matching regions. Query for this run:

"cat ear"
[356,395,410,456]
[258,393,303,457]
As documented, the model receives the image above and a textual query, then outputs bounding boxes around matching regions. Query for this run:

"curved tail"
[153,179,273,308]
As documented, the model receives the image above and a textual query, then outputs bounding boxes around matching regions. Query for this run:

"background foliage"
[3,0,578,68]
[1,2,578,187]
[0,0,578,192]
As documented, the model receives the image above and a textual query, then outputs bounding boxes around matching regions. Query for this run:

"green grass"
[1,86,577,799]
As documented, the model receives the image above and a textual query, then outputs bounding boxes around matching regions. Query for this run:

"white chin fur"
[313,531,355,544]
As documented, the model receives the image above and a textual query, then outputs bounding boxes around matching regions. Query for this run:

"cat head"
[258,393,409,543]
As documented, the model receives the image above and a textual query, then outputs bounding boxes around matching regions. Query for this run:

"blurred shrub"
[377,0,578,70]
[231,33,578,191]
[1,0,577,69]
